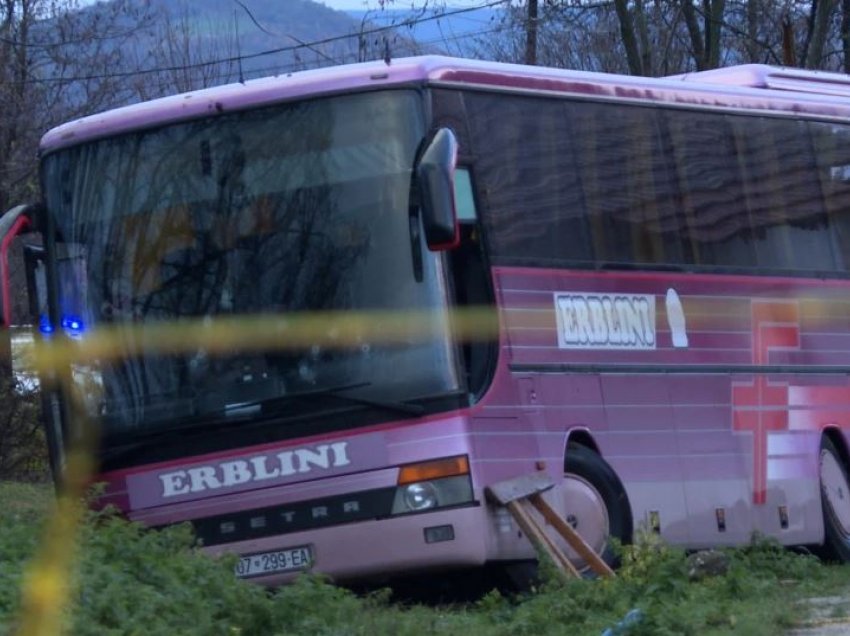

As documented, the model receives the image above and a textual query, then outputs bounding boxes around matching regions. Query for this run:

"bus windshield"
[40,90,460,436]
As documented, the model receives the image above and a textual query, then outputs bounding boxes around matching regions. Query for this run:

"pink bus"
[7,57,850,584]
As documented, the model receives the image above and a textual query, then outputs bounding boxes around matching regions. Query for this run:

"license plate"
[234,545,312,578]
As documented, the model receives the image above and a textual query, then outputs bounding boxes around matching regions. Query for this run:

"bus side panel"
[487,266,841,550]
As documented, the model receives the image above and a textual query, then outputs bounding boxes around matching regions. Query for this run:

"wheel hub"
[558,474,610,568]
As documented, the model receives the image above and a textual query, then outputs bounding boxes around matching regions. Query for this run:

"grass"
[2,480,850,635]
[0,481,52,517]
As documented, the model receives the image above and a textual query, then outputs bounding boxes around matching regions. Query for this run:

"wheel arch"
[563,427,601,470]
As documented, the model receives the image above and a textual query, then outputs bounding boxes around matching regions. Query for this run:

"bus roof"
[669,63,850,95]
[39,56,850,154]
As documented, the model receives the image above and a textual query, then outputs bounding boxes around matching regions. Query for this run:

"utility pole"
[525,0,538,65]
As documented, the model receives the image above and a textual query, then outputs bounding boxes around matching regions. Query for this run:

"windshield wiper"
[255,382,425,417]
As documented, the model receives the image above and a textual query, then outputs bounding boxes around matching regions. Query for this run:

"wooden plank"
[505,500,577,578]
[528,493,615,578]
[517,499,581,578]
[485,472,555,505]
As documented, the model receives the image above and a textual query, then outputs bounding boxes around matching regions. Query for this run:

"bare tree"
[0,0,158,212]
[799,0,838,67]
[138,2,239,99]
[0,1,161,471]
[842,0,850,71]
[477,1,850,75]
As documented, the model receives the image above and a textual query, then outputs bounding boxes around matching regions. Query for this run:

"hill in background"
[345,6,500,58]
[128,0,454,81]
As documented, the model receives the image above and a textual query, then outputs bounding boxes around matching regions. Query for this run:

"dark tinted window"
[731,117,834,270]
[810,121,850,270]
[571,101,685,265]
[665,110,754,268]
[457,90,848,275]
[461,93,590,265]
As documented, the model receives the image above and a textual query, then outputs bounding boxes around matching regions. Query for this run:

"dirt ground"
[789,596,850,635]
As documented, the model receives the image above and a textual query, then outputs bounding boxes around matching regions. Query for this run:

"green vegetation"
[1,481,849,635]
[0,379,48,482]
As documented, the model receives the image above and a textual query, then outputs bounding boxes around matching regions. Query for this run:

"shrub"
[0,378,47,482]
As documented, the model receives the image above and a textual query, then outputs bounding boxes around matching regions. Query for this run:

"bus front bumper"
[204,503,489,585]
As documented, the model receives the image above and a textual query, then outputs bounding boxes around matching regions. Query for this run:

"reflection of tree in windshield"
[96,112,372,420]
[135,133,366,320]
[44,90,460,433]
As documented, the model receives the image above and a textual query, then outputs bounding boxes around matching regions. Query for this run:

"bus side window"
[664,109,755,269]
[731,116,835,272]
[570,101,685,268]
[810,121,850,273]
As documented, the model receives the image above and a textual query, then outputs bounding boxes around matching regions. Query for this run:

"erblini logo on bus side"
[158,442,351,498]
[554,292,656,350]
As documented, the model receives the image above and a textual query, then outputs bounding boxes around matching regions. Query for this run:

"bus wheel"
[819,436,850,562]
[561,444,632,571]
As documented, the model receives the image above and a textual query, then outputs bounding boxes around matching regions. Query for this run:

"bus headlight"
[402,482,438,511]
[390,456,474,515]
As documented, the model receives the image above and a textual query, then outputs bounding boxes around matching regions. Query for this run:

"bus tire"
[563,444,632,570]
[819,436,850,563]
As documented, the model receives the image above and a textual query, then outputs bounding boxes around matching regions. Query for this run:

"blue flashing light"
[38,315,54,334]
[61,315,86,339]
[40,314,86,337]
[61,315,85,333]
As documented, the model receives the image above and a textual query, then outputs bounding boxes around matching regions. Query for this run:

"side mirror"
[416,128,459,250]
[0,203,40,327]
